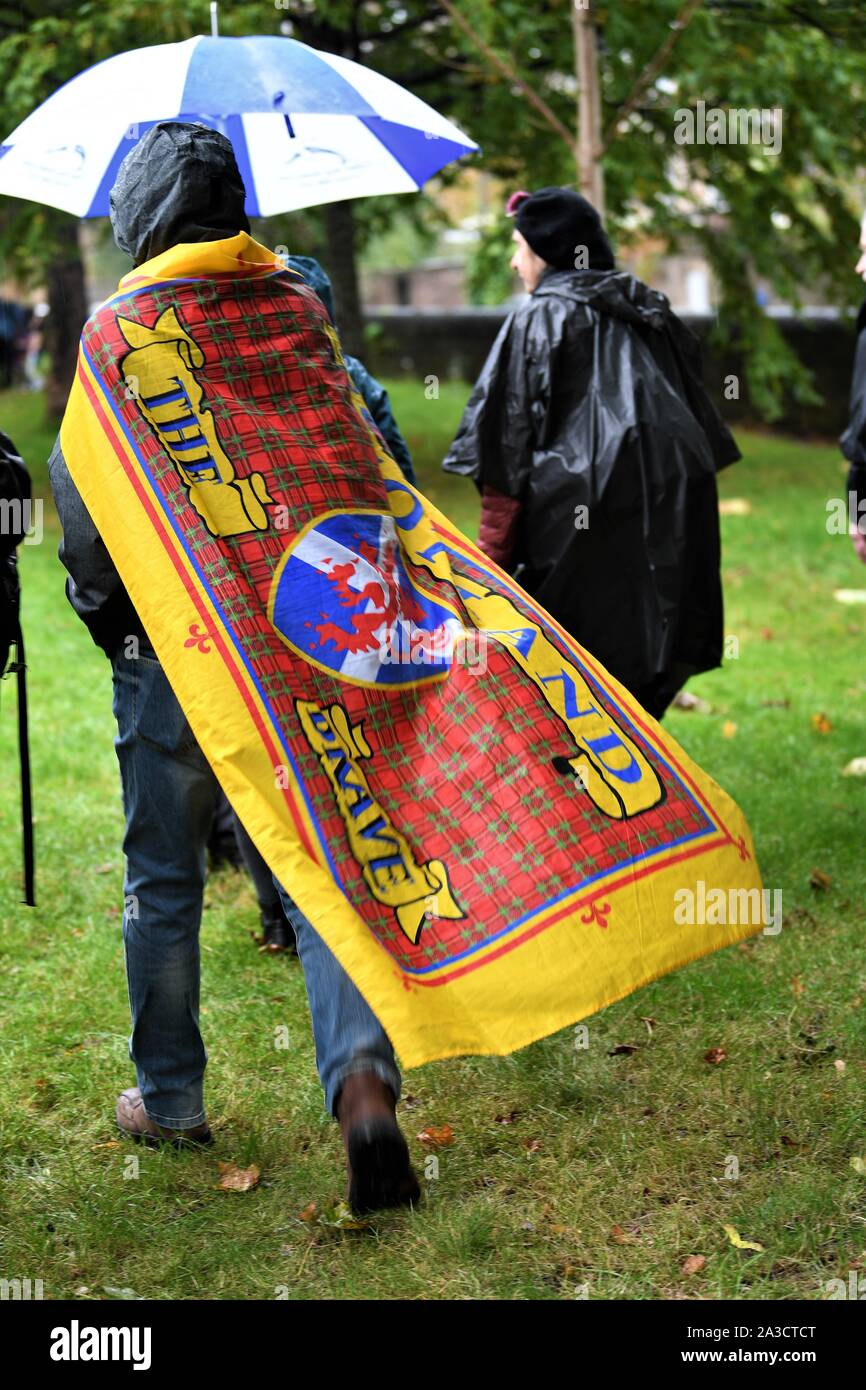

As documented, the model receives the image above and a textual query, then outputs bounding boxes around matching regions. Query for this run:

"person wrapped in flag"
[52,122,764,1214]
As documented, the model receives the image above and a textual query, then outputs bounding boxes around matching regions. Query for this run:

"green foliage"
[4,1,866,414]
[0,0,267,285]
[439,0,866,415]
[466,211,518,305]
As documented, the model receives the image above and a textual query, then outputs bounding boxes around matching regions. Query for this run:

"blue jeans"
[111,648,400,1126]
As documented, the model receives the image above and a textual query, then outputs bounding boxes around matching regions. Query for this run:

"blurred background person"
[23,301,47,391]
[840,212,866,566]
[0,296,29,388]
[443,187,740,721]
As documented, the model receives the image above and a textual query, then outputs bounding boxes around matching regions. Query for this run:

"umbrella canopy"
[0,34,478,216]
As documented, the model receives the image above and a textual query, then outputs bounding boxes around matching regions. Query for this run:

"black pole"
[14,618,35,906]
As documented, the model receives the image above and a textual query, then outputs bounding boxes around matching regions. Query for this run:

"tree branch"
[362,10,445,45]
[437,0,575,155]
[601,0,703,152]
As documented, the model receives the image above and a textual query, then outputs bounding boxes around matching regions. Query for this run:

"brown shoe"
[116,1088,213,1149]
[336,1071,420,1214]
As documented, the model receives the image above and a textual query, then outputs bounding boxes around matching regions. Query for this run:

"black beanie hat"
[511,187,614,272]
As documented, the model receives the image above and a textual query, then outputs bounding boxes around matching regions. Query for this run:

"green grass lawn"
[1,384,864,1301]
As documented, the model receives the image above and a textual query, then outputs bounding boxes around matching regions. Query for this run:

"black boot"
[258,905,298,955]
[337,1072,420,1214]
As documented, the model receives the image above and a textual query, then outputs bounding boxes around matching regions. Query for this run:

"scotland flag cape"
[60,233,763,1069]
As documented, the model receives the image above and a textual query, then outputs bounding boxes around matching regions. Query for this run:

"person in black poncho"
[840,214,866,568]
[443,187,740,720]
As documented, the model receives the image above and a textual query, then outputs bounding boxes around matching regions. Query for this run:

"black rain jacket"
[443,267,740,696]
[840,299,866,519]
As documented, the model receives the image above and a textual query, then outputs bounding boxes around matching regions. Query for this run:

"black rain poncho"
[840,299,866,517]
[443,267,740,702]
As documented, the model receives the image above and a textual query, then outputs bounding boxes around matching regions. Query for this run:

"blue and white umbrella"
[0,34,478,217]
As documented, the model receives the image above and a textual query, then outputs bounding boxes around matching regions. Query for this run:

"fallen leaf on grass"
[761,698,790,709]
[610,1224,641,1245]
[523,1138,542,1153]
[791,976,805,996]
[217,1162,260,1193]
[718,498,752,516]
[704,1047,726,1065]
[722,720,737,739]
[608,1043,639,1056]
[416,1124,455,1147]
[850,1156,866,1175]
[759,628,774,640]
[841,757,866,777]
[494,1110,519,1125]
[298,1202,318,1223]
[834,1058,846,1073]
[316,1199,371,1230]
[723,1224,764,1252]
[91,1141,121,1152]
[681,1254,706,1275]
[809,868,832,891]
[810,712,833,735]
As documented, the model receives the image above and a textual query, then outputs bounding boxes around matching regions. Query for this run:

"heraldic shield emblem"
[268,509,465,688]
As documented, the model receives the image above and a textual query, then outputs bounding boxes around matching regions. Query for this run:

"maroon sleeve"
[478,485,521,569]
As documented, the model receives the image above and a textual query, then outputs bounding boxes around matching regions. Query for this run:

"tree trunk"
[292,6,366,360]
[44,214,88,420]
[573,0,605,215]
[324,199,365,360]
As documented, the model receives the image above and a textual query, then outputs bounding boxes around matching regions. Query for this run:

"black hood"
[109,121,250,267]
[533,267,670,330]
